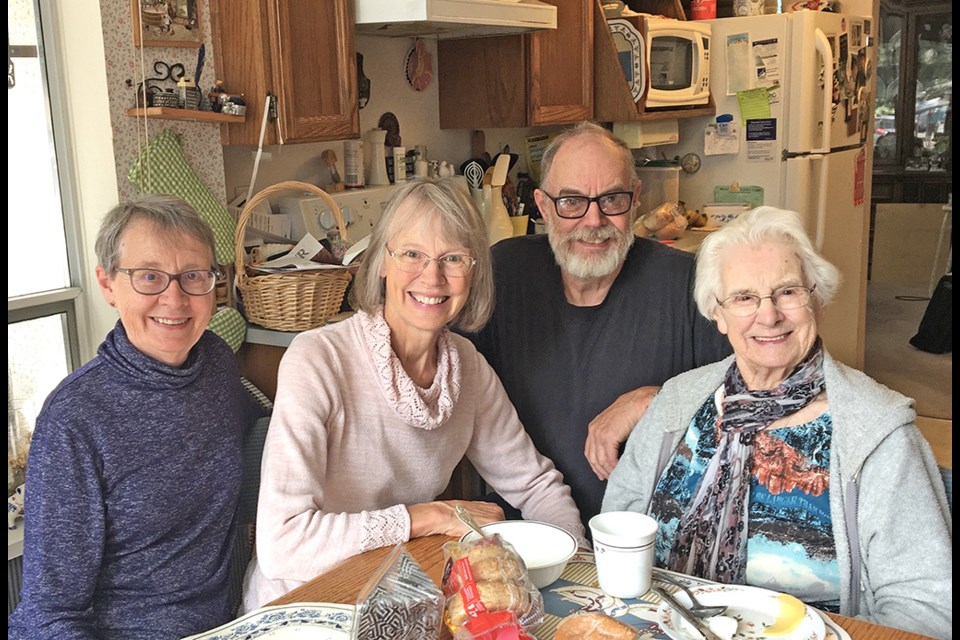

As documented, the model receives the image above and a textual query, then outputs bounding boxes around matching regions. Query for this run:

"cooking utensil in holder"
[234,181,352,332]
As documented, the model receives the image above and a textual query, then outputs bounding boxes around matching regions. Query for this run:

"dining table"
[268,534,935,640]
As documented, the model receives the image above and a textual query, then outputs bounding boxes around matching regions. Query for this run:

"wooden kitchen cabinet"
[438,0,594,129]
[209,0,359,145]
[439,0,713,129]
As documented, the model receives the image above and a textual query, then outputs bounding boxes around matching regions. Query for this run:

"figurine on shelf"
[208,80,225,113]
[320,149,345,192]
[221,94,246,116]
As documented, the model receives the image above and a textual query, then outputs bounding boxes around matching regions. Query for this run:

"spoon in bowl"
[455,504,487,539]
[653,569,728,618]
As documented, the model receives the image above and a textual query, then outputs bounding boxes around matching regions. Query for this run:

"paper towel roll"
[613,120,680,149]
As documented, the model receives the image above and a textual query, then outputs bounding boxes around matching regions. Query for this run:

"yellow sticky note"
[736,87,772,124]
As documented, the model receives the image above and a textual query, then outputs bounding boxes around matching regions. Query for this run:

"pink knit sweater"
[242,310,584,611]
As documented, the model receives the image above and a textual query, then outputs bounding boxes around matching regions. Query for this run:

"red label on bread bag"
[460,581,488,618]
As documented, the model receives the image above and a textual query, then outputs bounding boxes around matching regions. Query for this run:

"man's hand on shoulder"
[584,386,660,481]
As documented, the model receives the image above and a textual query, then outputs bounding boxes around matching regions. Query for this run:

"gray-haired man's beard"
[546,218,635,279]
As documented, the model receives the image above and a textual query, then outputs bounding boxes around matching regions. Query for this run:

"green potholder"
[207,306,246,353]
[128,129,235,265]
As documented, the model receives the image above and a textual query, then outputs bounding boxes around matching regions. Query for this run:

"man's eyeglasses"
[115,268,221,296]
[716,285,816,317]
[541,191,634,219]
[386,247,476,277]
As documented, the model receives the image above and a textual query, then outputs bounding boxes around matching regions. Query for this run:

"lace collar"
[358,308,461,430]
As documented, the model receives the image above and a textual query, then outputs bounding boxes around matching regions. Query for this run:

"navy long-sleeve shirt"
[9,322,248,640]
[465,235,732,529]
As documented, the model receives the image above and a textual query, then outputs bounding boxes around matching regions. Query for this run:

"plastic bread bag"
[356,543,444,639]
[441,533,545,639]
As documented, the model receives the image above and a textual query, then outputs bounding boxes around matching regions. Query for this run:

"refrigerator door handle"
[814,154,828,250]
[813,28,832,154]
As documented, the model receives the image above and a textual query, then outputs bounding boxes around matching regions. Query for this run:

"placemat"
[536,550,669,639]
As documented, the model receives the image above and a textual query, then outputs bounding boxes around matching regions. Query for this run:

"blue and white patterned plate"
[181,603,354,639]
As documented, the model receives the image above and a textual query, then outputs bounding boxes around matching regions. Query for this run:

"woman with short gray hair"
[10,194,259,639]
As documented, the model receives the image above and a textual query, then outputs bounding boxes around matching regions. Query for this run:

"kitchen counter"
[246,324,299,349]
[664,228,713,254]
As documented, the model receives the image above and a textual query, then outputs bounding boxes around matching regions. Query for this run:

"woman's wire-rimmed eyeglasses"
[386,247,476,277]
[716,285,816,317]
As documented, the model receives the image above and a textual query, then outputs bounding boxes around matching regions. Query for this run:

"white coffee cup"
[589,511,658,599]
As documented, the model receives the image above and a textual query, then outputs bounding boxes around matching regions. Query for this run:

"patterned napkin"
[356,544,444,639]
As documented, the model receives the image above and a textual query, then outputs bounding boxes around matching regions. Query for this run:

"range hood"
[355,0,557,39]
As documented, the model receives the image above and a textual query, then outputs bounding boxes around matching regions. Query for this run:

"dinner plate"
[606,19,645,103]
[181,602,354,639]
[656,584,826,640]
[814,608,852,640]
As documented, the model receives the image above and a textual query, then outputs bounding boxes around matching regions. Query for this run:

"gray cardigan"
[604,353,952,639]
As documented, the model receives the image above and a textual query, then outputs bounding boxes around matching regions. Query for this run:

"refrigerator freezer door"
[785,146,868,368]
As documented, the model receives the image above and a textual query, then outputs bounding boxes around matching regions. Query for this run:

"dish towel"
[128,129,235,265]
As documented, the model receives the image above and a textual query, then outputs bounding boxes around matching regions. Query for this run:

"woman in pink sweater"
[242,177,585,611]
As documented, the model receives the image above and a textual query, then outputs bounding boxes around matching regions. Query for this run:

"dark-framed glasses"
[716,285,816,317]
[115,268,221,296]
[386,247,476,277]
[541,191,634,219]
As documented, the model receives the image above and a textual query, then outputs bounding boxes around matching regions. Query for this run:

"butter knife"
[653,586,720,640]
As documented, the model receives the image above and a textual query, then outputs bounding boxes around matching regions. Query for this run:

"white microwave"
[642,17,711,109]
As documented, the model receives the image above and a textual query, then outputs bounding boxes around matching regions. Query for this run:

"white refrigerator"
[668,11,875,368]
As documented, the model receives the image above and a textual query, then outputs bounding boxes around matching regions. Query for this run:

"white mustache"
[565,226,621,244]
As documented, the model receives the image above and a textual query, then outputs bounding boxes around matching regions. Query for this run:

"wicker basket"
[235,181,352,332]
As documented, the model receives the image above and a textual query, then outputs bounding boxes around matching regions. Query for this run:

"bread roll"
[443,538,525,592]
[555,612,638,640]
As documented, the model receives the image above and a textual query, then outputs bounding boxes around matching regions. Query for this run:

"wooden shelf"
[125,107,245,123]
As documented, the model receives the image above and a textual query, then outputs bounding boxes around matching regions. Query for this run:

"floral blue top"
[649,398,841,611]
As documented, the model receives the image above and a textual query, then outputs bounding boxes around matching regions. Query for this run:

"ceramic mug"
[589,511,658,599]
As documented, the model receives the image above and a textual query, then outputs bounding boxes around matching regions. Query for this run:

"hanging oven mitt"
[207,307,246,353]
[128,129,235,265]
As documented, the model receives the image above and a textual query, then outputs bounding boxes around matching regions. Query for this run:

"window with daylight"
[8,0,84,493]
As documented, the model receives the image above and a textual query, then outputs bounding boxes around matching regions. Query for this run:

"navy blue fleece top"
[9,322,249,640]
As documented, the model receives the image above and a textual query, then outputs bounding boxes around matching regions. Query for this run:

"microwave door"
[644,19,711,108]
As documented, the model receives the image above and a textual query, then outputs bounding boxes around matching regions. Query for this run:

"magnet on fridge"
[716,113,734,136]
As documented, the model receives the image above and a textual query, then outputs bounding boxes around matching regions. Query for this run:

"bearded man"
[462,122,730,531]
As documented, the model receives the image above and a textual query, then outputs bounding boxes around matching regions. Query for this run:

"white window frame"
[7,0,91,478]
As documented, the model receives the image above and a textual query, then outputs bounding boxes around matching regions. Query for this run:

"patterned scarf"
[667,339,825,583]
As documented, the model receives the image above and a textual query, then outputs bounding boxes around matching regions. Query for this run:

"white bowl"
[459,520,578,588]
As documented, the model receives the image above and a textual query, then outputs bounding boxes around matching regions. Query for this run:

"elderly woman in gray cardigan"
[603,206,951,639]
